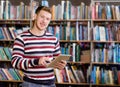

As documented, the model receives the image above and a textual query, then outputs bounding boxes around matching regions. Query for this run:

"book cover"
[0,68,8,80]
[71,65,80,83]
[0,47,8,60]
[1,68,14,80]
[0,27,5,39]
[64,66,71,83]
[3,47,12,60]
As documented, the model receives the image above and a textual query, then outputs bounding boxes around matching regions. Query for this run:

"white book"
[65,66,71,83]
[87,21,91,40]
[76,21,79,40]
[115,6,120,20]
[99,26,106,41]
[72,43,76,62]
[1,0,5,19]
[66,22,70,40]
[54,69,63,83]
[61,1,65,19]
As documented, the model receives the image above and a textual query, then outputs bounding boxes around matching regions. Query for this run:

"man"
[11,6,66,87]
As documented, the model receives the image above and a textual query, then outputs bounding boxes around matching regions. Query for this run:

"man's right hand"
[38,57,51,66]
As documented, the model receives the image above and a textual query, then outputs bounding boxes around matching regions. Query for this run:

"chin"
[39,27,46,30]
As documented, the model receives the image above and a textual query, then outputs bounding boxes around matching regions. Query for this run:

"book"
[8,68,21,80]
[70,65,81,83]
[0,27,5,39]
[64,66,71,83]
[54,68,63,83]
[0,47,8,60]
[3,47,12,60]
[68,67,77,83]
[1,68,14,80]
[0,68,8,80]
[47,54,71,68]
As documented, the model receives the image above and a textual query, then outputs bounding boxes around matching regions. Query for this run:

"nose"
[42,18,47,23]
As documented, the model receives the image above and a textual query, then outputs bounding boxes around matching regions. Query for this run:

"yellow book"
[96,66,100,84]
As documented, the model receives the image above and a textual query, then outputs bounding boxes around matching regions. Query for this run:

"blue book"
[98,4,102,19]
[91,66,96,84]
[41,0,49,7]
[70,27,72,40]
[0,27,5,39]
[0,68,8,80]
[113,44,117,63]
[59,24,63,40]
[108,45,113,62]
[79,25,83,40]
[3,47,12,60]
[101,68,105,84]
[61,47,65,54]
[105,27,109,41]
[101,48,104,62]
[8,68,20,80]
[118,44,120,63]
[116,44,119,63]
[105,4,112,19]
[95,25,100,41]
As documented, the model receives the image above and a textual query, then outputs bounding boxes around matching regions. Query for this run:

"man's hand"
[38,57,51,66]
[53,60,67,70]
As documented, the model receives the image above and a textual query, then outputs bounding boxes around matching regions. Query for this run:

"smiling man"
[11,6,67,87]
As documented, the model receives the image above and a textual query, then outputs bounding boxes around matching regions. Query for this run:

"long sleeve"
[11,35,39,70]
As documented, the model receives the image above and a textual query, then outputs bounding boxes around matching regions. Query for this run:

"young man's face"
[34,10,51,31]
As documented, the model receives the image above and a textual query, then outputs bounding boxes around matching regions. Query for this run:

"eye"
[40,15,44,18]
[46,18,50,21]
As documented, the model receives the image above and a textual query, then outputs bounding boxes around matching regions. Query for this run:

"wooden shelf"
[92,62,120,65]
[55,82,90,85]
[91,84,120,87]
[0,80,23,83]
[0,60,11,62]
[60,40,91,43]
[92,40,120,43]
[92,19,120,22]
[0,19,30,25]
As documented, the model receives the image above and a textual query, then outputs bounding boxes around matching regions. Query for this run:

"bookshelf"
[0,0,30,87]
[90,0,120,87]
[0,0,120,87]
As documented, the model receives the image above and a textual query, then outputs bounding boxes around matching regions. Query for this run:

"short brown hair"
[35,6,52,14]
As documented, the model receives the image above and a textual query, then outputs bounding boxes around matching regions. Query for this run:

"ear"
[32,14,37,20]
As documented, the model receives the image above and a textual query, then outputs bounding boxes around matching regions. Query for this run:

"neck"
[30,28,46,36]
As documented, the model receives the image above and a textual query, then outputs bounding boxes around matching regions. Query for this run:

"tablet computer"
[47,54,71,68]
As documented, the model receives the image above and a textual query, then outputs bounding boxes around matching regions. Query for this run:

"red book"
[117,71,120,84]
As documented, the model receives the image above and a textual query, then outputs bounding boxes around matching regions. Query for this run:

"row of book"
[0,0,31,19]
[51,1,91,20]
[0,47,12,61]
[91,43,120,63]
[4,0,90,20]
[47,22,90,41]
[48,22,120,41]
[0,26,30,40]
[91,66,120,85]
[1,0,120,20]
[0,68,23,81]
[92,3,120,20]
[0,27,17,40]
[0,0,48,20]
[93,23,120,41]
[1,22,120,42]
[54,64,88,83]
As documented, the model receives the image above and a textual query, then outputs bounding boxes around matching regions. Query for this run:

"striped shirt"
[11,30,61,83]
